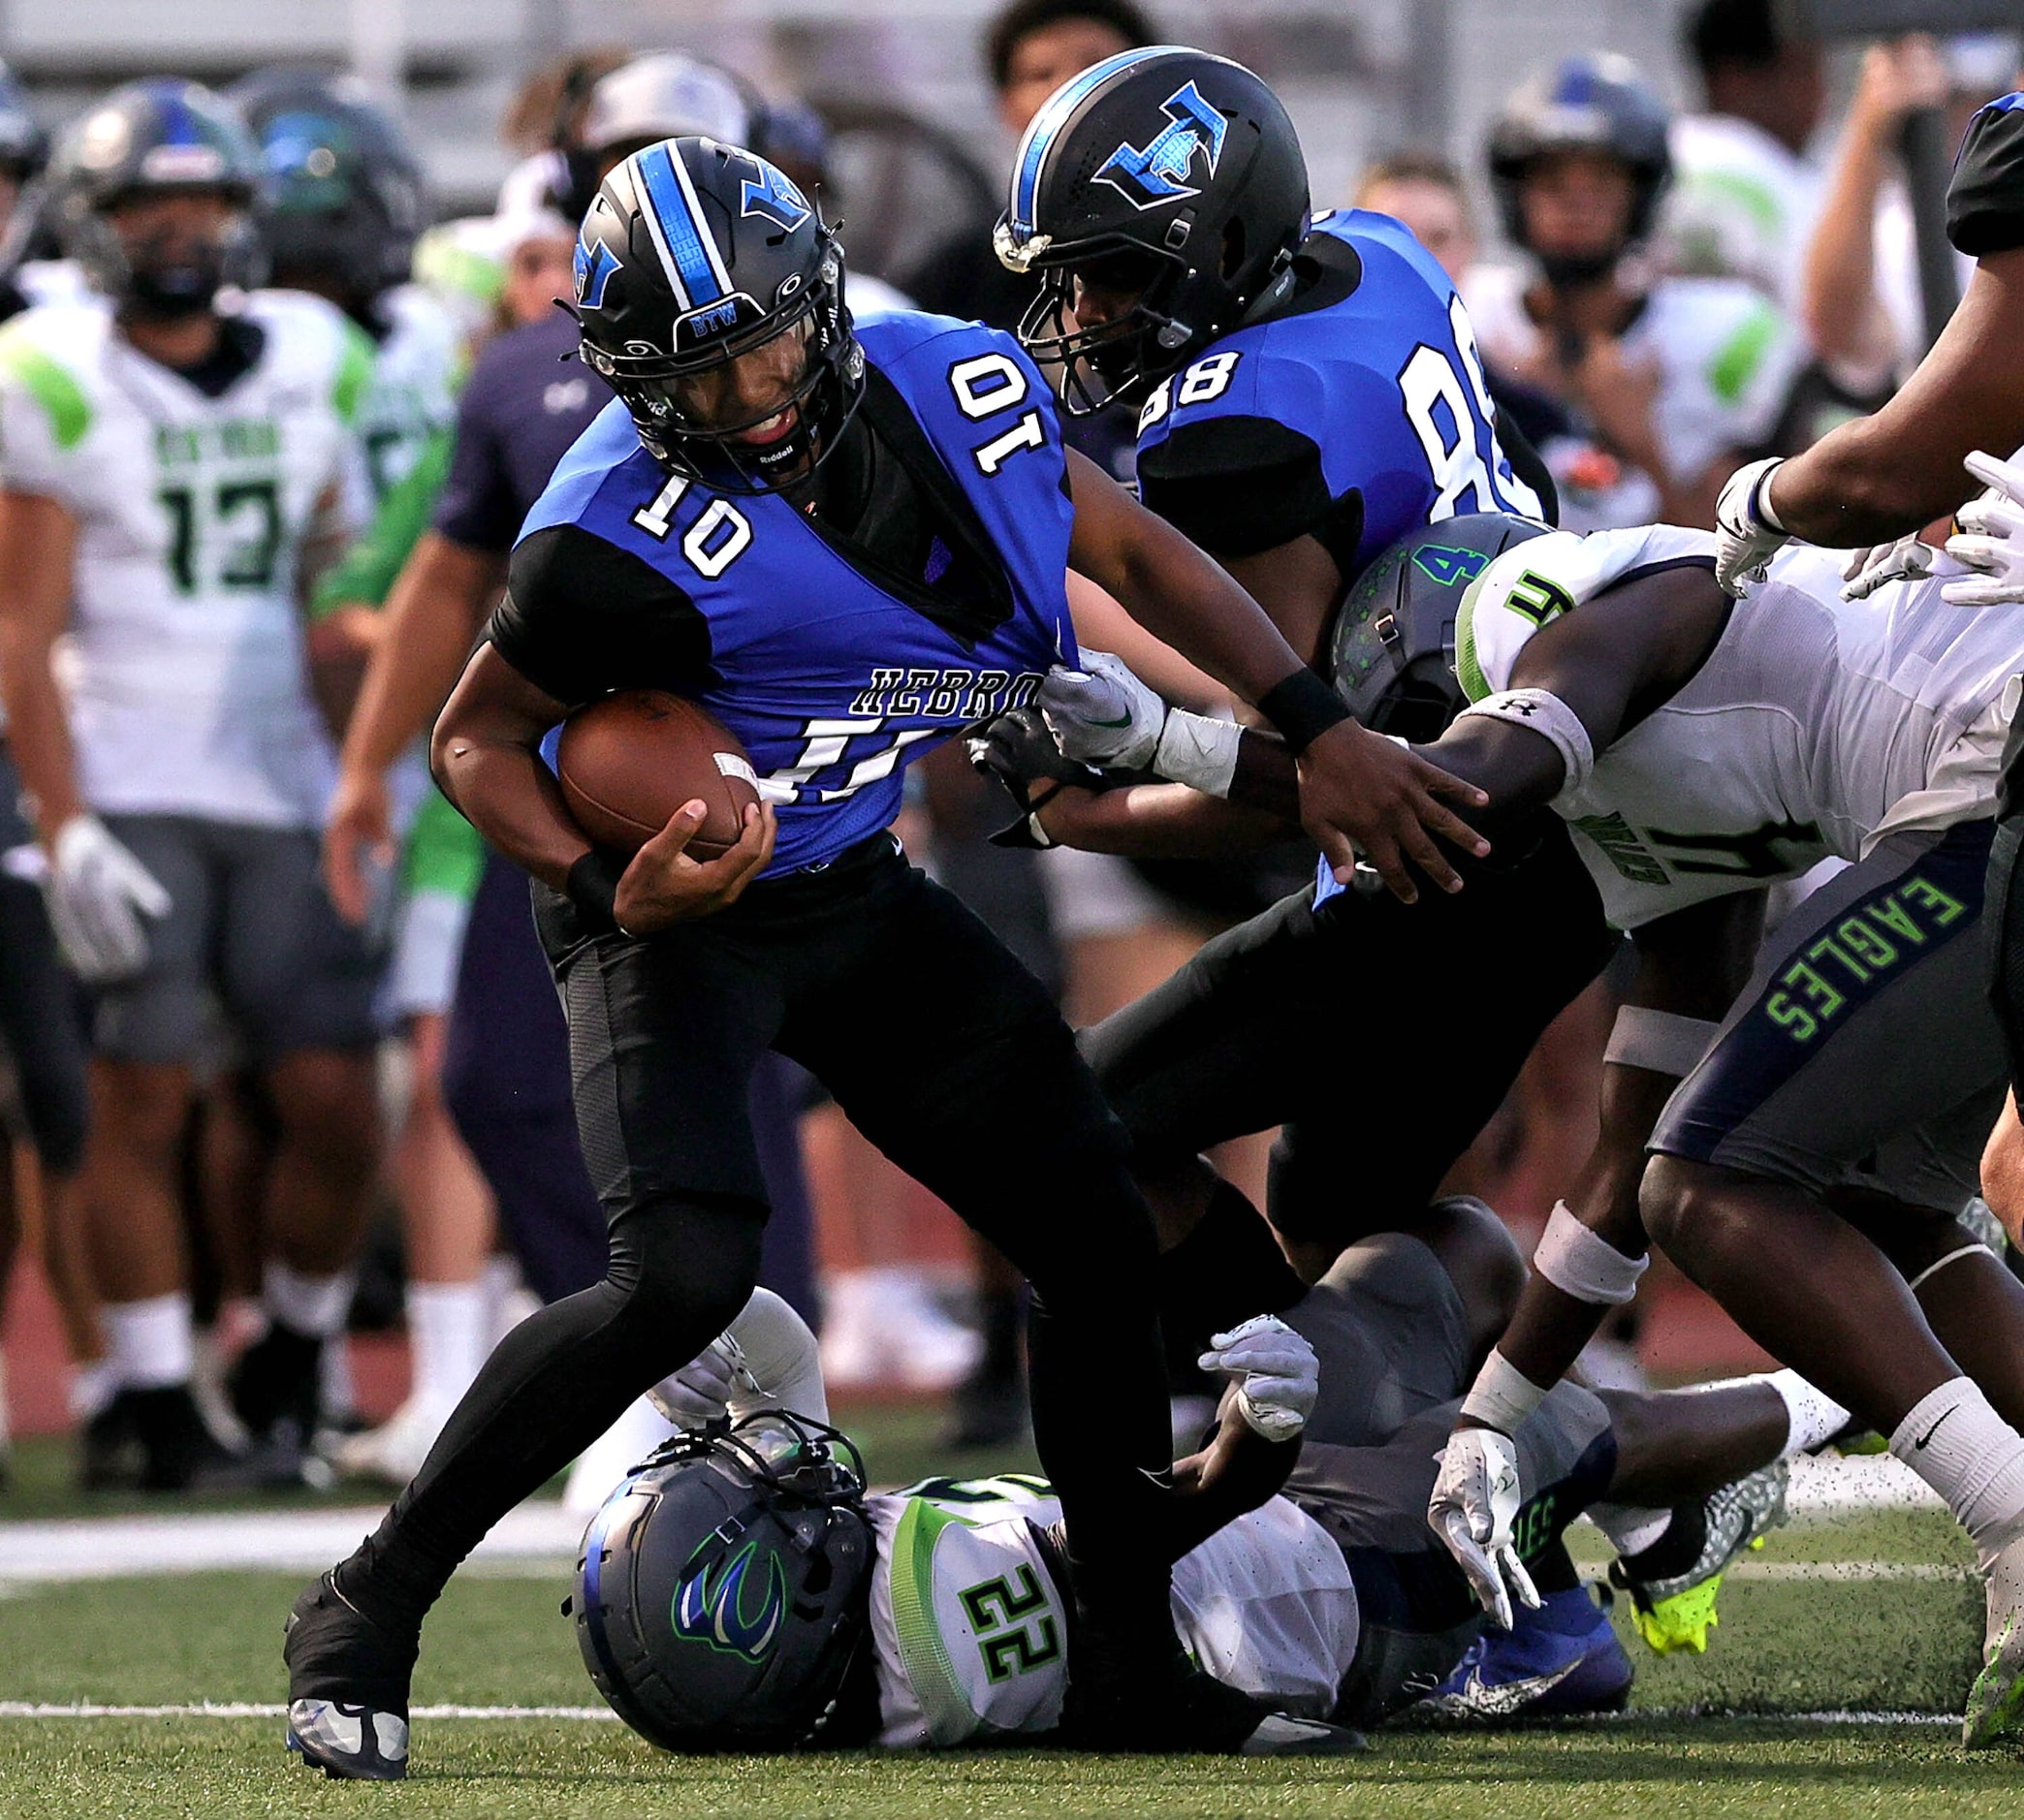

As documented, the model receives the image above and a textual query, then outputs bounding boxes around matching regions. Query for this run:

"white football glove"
[1713,455,1789,597]
[1841,531,1939,601]
[1944,449,2024,607]
[1197,1314,1318,1444]
[648,1333,762,1429]
[1427,1425,1541,1631]
[43,814,172,985]
[1038,650,1167,769]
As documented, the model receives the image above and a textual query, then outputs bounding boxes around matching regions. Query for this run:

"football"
[555,691,763,860]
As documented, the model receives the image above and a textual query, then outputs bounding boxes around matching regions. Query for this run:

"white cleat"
[1966,1522,2024,1748]
[286,1697,409,1780]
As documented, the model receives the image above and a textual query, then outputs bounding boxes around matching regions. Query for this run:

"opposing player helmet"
[996,47,1309,414]
[233,68,427,301]
[1330,513,1550,742]
[47,78,266,313]
[573,134,863,493]
[0,62,47,184]
[1487,55,1672,264]
[573,1412,876,1752]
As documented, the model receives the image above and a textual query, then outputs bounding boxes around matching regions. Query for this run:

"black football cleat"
[283,1572,419,1780]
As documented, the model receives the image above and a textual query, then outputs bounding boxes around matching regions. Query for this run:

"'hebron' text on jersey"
[1133,208,1541,575]
[512,313,1077,877]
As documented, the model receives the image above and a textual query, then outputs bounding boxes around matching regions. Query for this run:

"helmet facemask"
[87,187,261,319]
[582,222,865,496]
[1011,237,1193,417]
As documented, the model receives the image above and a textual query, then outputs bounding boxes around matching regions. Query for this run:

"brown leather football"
[555,690,762,860]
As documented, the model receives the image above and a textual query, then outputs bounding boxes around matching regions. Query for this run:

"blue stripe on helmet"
[1010,45,1175,231]
[636,141,725,308]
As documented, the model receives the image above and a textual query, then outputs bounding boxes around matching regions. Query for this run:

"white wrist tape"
[1453,688,1595,796]
[1459,1348,1549,1433]
[1604,1005,1719,1079]
[1534,1201,1649,1306]
[1153,708,1244,798]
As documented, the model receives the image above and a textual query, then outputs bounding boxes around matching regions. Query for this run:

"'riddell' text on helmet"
[572,134,863,494]
[47,78,266,318]
[995,47,1309,415]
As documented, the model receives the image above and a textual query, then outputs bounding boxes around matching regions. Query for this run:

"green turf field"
[0,1500,2003,1819]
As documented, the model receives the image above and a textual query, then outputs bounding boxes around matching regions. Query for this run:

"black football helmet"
[573,134,863,493]
[233,68,427,304]
[1330,513,1550,742]
[0,61,47,185]
[47,78,265,315]
[573,1412,876,1753]
[1487,55,1672,281]
[995,47,1309,415]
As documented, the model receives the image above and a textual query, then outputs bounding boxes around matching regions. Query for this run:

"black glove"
[965,706,1108,849]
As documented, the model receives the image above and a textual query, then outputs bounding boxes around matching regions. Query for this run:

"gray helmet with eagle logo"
[572,1411,876,1752]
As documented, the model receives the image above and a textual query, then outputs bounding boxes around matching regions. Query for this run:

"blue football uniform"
[1132,208,1543,576]
[492,312,1080,877]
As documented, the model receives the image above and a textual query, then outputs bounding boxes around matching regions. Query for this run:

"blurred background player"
[1660,0,1827,316]
[1467,53,1804,530]
[0,79,382,1490]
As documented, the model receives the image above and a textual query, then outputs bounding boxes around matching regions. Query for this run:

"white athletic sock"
[1760,1369,1850,1459]
[263,1262,353,1340]
[1588,1502,1672,1557]
[407,1280,490,1410]
[67,1358,117,1422]
[103,1293,194,1390]
[1889,1377,2024,1560]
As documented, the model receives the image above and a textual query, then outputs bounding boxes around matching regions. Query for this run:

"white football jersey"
[1461,267,1805,528]
[0,291,372,827]
[348,280,459,501]
[867,1475,1358,1748]
[1458,526,2024,928]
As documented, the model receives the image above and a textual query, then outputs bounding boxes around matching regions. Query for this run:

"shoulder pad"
[1456,525,1711,700]
[0,310,99,451]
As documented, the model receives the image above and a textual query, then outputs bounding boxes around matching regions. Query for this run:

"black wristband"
[1256,668,1351,754]
[565,849,628,935]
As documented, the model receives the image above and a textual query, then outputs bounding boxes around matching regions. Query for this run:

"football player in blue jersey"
[986,47,1609,1270]
[277,134,1481,1777]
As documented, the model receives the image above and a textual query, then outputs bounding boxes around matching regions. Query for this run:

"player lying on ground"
[568,1212,1842,1752]
[280,131,1495,1779]
[1013,512,2024,1746]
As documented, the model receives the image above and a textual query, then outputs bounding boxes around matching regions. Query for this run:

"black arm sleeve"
[1135,414,1364,567]
[485,523,717,707]
[1949,95,2024,258]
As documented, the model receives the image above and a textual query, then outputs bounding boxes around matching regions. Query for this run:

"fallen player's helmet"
[572,1410,876,1752]
[1487,55,1672,271]
[572,134,863,492]
[233,68,427,302]
[47,78,266,313]
[995,46,1309,414]
[1330,513,1550,741]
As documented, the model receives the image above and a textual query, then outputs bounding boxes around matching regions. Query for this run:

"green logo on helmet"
[672,1538,788,1663]
[1411,546,1491,587]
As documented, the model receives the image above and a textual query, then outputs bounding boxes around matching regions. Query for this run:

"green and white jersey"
[348,281,459,504]
[1660,113,1823,315]
[0,291,372,827]
[867,1475,1358,1748]
[1456,526,2023,928]
[1462,266,1804,520]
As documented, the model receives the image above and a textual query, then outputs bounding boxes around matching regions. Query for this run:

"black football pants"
[343,833,1177,1635]
[1084,816,1616,1248]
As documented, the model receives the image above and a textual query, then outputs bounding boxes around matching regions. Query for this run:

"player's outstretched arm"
[1719,246,2024,589]
[1061,451,1490,901]
[431,643,775,933]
